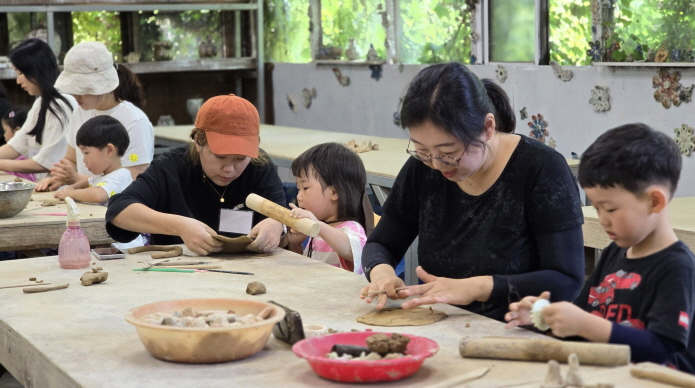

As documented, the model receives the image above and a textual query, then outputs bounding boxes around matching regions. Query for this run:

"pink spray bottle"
[58,197,91,269]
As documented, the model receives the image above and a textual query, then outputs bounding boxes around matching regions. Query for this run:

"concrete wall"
[272,63,695,197]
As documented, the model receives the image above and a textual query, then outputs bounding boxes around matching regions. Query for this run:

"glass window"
[398,0,474,64]
[72,11,122,61]
[549,0,591,65]
[489,0,535,62]
[133,10,224,62]
[321,0,386,61]
[609,0,695,62]
[265,0,311,63]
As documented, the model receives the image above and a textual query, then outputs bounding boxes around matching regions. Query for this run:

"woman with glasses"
[360,63,584,322]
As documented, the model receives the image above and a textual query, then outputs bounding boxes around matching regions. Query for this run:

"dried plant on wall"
[589,86,611,112]
[549,61,573,81]
[528,114,549,144]
[652,69,681,109]
[674,124,695,156]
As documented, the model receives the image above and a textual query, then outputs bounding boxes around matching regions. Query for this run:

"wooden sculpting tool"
[0,283,52,290]
[361,287,408,296]
[133,268,254,275]
[459,337,630,366]
[245,193,320,237]
[631,362,695,388]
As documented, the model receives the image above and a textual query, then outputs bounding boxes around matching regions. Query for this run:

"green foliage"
[399,0,472,64]
[72,11,121,61]
[489,0,535,62]
[264,0,311,63]
[549,0,591,65]
[321,0,386,60]
[7,13,47,46]
[612,0,695,60]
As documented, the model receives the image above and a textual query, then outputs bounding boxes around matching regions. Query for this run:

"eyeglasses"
[405,140,466,167]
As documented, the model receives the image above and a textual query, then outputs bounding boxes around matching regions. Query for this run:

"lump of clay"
[80,270,108,286]
[541,360,563,388]
[532,298,551,331]
[366,334,391,354]
[565,353,584,387]
[246,281,266,295]
[41,199,62,207]
[387,333,410,353]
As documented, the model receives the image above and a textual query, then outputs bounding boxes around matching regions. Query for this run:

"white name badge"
[219,209,253,234]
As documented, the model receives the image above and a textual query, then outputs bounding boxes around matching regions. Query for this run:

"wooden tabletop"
[155,125,579,187]
[583,196,695,251]
[0,175,113,250]
[0,247,661,388]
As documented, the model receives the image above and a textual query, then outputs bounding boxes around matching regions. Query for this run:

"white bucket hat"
[55,42,118,95]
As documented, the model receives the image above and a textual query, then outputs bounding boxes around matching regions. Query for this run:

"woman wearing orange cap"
[105,95,286,255]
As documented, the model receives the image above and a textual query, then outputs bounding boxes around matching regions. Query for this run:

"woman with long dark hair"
[0,39,74,179]
[35,41,153,191]
[360,63,585,321]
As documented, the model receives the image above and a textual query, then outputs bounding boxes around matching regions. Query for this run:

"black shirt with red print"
[575,241,695,372]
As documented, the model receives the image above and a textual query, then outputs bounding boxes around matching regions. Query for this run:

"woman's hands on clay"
[505,291,551,329]
[35,176,61,192]
[247,218,283,253]
[49,158,79,185]
[177,218,223,256]
[288,203,318,222]
[360,264,407,310]
[398,266,493,309]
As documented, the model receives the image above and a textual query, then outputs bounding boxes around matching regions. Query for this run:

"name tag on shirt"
[219,209,253,234]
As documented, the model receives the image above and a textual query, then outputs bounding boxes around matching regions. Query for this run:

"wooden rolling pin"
[459,337,630,366]
[631,362,695,388]
[245,194,320,237]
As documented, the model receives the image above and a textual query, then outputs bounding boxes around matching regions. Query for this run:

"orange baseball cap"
[194,94,260,158]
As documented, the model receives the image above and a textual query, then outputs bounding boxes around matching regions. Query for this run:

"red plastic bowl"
[292,331,439,383]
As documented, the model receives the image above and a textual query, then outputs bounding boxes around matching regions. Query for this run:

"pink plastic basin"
[292,331,439,383]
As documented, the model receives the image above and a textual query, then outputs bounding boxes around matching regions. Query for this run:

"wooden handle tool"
[631,362,695,387]
[246,193,320,237]
[23,284,69,293]
[459,337,630,366]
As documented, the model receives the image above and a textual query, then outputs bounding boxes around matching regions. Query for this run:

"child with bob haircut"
[287,142,372,274]
[54,115,132,205]
[505,123,695,372]
[2,106,35,182]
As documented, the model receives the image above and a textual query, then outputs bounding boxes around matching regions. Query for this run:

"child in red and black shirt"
[506,123,695,373]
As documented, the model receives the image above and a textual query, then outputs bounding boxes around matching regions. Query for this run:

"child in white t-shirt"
[54,115,143,248]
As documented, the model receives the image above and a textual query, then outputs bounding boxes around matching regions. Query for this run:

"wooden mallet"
[245,194,320,237]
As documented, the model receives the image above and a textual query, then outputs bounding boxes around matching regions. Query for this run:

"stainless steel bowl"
[0,182,35,219]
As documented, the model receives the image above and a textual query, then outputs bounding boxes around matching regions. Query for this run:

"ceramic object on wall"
[331,68,350,86]
[653,69,681,109]
[679,84,693,104]
[369,65,382,81]
[527,114,549,144]
[519,107,528,120]
[367,44,379,61]
[316,46,342,60]
[157,115,175,126]
[153,41,174,61]
[393,111,401,127]
[674,124,695,156]
[589,86,611,112]
[655,47,669,63]
[124,52,141,63]
[547,137,557,149]
[198,36,218,59]
[287,94,297,113]
[549,61,572,81]
[586,40,604,62]
[301,88,313,108]
[496,65,507,83]
[24,26,61,57]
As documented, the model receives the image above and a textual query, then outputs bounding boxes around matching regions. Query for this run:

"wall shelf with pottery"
[314,60,386,66]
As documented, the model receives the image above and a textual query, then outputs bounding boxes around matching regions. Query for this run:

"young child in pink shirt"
[287,142,371,274]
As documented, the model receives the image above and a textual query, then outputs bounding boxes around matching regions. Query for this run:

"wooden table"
[0,248,666,388]
[583,196,695,251]
[0,175,113,251]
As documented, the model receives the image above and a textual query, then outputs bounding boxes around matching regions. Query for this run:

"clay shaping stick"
[128,245,183,259]
[458,337,630,366]
[631,362,695,388]
[245,193,320,237]
[23,284,69,293]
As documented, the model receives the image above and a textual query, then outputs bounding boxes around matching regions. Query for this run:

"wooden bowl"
[125,298,285,363]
